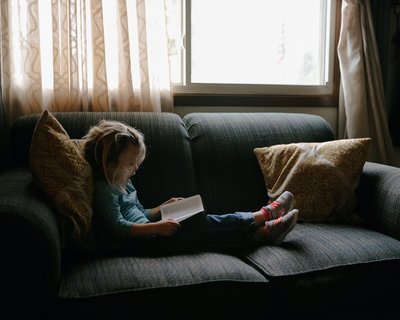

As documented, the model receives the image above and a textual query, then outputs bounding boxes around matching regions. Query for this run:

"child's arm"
[131,197,184,237]
[129,220,181,238]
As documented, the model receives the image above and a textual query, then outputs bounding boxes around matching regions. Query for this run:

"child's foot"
[260,191,294,221]
[255,209,299,245]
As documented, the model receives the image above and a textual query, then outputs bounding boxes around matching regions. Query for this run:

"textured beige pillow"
[254,138,371,222]
[30,110,93,247]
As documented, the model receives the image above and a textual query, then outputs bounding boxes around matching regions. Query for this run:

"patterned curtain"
[0,0,172,130]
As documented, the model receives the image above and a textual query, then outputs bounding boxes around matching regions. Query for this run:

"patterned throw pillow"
[254,138,371,223]
[30,110,93,248]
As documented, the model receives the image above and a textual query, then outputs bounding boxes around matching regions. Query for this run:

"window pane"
[191,0,327,86]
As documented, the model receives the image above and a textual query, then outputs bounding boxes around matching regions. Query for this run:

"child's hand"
[149,197,185,220]
[162,197,184,205]
[155,219,181,236]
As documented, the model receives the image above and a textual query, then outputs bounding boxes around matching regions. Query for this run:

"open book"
[160,194,204,222]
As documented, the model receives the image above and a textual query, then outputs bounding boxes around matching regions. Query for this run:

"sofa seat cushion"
[56,253,269,319]
[245,223,400,278]
[59,252,268,299]
[244,223,400,318]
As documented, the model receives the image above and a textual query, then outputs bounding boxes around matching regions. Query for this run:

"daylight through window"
[165,0,336,95]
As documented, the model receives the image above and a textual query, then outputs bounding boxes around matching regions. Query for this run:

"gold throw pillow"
[30,110,93,247]
[254,138,371,222]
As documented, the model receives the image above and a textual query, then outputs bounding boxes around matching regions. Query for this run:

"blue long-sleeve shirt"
[94,179,151,245]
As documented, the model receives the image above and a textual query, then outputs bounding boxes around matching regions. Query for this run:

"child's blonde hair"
[83,120,146,190]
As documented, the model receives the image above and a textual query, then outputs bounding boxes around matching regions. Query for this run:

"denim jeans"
[127,212,257,256]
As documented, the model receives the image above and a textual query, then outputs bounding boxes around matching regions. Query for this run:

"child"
[83,120,299,255]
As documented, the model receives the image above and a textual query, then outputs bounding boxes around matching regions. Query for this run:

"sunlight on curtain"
[0,0,172,129]
[337,0,395,165]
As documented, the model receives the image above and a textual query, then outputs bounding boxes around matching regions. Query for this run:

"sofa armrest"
[357,162,400,240]
[0,167,62,318]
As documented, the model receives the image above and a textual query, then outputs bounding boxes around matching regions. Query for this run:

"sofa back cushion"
[183,113,335,214]
[11,112,197,208]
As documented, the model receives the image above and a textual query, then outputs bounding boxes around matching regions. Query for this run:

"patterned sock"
[260,191,294,221]
[256,209,299,245]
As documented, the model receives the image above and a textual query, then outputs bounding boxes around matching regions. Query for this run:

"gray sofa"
[1,112,400,320]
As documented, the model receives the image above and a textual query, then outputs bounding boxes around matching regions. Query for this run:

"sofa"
[1,111,400,320]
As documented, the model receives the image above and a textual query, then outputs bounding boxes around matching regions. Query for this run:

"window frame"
[173,0,342,108]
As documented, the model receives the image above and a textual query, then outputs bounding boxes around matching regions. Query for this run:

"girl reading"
[83,120,298,255]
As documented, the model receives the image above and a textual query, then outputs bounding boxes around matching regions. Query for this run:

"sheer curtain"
[337,0,395,165]
[0,0,172,130]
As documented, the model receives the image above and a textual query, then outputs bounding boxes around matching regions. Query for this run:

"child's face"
[117,143,142,185]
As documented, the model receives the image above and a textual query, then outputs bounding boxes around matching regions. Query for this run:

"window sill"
[173,93,338,108]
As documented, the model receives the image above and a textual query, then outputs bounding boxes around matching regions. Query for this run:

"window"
[165,0,338,98]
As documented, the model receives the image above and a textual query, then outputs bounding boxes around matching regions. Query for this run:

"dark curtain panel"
[370,0,400,146]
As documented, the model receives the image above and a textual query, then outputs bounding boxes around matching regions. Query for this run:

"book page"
[160,194,204,222]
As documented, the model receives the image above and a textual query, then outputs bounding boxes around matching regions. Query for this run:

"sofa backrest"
[10,111,335,213]
[9,112,198,208]
[183,113,335,214]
